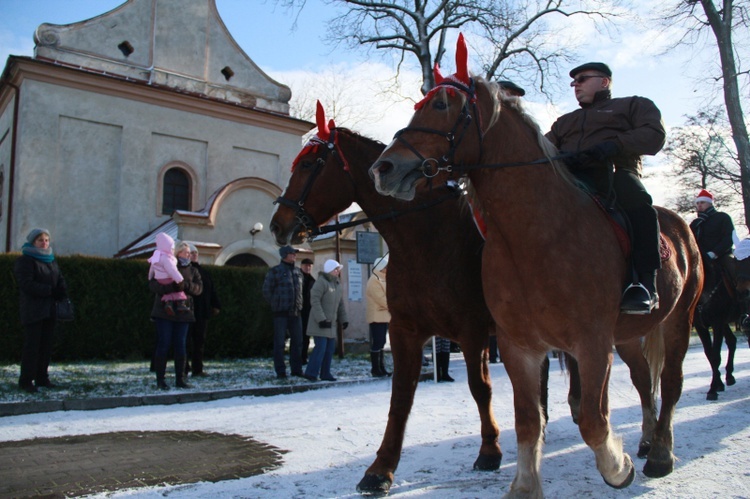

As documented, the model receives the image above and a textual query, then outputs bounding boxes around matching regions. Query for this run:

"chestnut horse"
[371,35,702,497]
[270,102,506,495]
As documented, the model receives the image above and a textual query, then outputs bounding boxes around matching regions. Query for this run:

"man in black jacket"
[690,189,735,264]
[186,244,221,377]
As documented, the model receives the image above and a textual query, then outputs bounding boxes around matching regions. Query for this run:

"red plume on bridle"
[291,100,330,171]
[316,100,331,141]
[455,33,470,86]
[415,33,474,110]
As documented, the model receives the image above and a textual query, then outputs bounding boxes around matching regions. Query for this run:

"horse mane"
[332,127,385,150]
[461,76,579,224]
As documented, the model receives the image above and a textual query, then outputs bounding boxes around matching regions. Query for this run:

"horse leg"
[540,355,550,426]
[576,348,635,489]
[723,324,737,385]
[499,339,546,499]
[642,321,689,478]
[464,334,502,471]
[614,341,657,459]
[710,322,726,393]
[565,354,581,424]
[357,328,425,495]
[696,320,722,400]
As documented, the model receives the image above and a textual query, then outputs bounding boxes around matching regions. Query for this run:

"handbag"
[55,298,75,322]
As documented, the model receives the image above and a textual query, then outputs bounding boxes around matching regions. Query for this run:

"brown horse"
[371,35,702,497]
[269,102,505,495]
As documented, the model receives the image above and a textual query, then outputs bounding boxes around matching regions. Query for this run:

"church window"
[221,66,234,81]
[162,168,190,215]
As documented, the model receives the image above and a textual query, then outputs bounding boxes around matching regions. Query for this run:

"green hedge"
[0,254,273,361]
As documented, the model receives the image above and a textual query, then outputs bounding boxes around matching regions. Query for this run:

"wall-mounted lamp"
[250,222,263,236]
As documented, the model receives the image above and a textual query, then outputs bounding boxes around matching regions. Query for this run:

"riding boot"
[379,350,392,377]
[154,356,169,390]
[371,352,386,377]
[437,352,454,382]
[175,358,192,388]
[621,270,659,314]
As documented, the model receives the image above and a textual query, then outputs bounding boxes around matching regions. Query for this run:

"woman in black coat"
[14,228,68,393]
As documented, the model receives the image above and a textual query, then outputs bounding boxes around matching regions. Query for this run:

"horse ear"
[328,118,336,130]
[455,33,470,85]
[316,100,331,140]
[433,63,445,85]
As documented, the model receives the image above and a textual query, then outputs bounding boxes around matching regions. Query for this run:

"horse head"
[370,33,491,200]
[270,101,359,245]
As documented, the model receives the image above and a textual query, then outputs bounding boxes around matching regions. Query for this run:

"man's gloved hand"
[319,320,332,329]
[584,141,621,161]
[707,251,718,260]
[342,322,349,330]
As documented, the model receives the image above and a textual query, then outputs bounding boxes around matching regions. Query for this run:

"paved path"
[0,430,284,497]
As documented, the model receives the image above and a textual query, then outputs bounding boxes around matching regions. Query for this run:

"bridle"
[275,128,461,239]
[273,131,346,237]
[393,79,484,178]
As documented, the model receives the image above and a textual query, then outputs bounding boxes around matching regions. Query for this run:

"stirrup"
[620,283,658,315]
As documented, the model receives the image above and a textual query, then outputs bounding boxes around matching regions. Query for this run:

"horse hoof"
[726,374,736,386]
[642,456,674,478]
[357,474,392,496]
[473,453,502,471]
[637,442,651,459]
[605,454,635,489]
[706,391,718,401]
[717,383,725,392]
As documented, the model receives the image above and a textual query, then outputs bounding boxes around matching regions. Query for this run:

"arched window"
[162,168,190,215]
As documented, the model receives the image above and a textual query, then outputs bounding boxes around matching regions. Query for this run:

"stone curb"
[0,373,432,417]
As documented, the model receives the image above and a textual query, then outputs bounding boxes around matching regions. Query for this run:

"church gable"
[33,0,291,114]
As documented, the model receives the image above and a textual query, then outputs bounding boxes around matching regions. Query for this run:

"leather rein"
[274,129,460,239]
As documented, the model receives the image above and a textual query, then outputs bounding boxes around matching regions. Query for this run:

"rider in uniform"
[546,62,666,314]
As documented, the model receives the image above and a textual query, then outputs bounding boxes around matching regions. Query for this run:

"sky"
[1,344,749,498]
[0,0,740,212]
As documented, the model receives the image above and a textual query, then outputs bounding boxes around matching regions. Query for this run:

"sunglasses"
[570,74,605,86]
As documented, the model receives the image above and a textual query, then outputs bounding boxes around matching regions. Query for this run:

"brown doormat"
[0,430,286,497]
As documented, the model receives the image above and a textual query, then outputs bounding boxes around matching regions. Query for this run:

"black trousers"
[576,168,661,275]
[19,318,56,386]
[187,319,208,374]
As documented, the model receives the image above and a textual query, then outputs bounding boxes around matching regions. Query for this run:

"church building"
[0,0,313,266]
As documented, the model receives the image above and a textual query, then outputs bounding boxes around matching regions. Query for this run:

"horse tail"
[642,328,665,397]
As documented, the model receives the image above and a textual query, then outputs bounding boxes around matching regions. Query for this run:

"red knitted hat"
[695,189,714,204]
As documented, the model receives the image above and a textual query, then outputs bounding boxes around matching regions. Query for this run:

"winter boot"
[379,350,392,377]
[437,352,454,382]
[175,358,192,388]
[371,352,386,377]
[155,356,169,390]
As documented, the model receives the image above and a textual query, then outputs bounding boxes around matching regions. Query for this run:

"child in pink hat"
[148,233,189,315]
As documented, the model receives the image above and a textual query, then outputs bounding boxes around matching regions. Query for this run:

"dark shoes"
[156,380,169,390]
[19,382,38,393]
[192,371,208,377]
[36,379,57,388]
[320,376,337,382]
[303,374,318,382]
[175,379,192,389]
[620,283,659,315]
[276,373,288,379]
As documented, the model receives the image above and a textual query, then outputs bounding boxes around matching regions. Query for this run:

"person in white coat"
[303,260,349,382]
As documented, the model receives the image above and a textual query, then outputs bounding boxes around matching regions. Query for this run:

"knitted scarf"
[692,205,716,236]
[21,242,55,263]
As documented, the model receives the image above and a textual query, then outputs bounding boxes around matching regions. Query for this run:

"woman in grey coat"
[303,260,348,381]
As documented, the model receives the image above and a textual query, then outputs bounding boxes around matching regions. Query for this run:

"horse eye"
[433,100,447,111]
[300,159,314,169]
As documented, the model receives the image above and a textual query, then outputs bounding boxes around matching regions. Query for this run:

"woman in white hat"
[304,259,348,381]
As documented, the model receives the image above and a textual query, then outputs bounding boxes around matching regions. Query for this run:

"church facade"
[0,0,313,267]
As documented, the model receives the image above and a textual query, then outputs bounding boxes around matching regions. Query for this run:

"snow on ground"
[1,342,749,498]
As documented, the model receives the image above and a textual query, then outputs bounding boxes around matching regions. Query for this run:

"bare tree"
[283,0,624,96]
[658,0,750,226]
[663,108,743,217]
